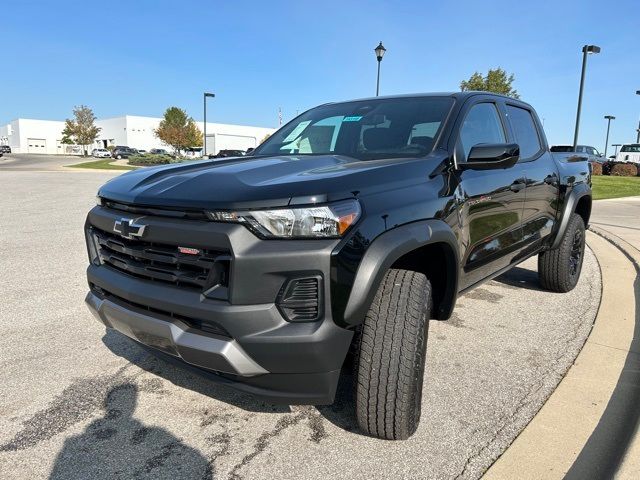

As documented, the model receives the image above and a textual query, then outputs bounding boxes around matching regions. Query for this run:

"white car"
[616,144,640,164]
[92,148,112,158]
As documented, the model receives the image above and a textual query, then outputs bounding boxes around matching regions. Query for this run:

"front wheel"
[354,268,432,440]
[538,213,586,292]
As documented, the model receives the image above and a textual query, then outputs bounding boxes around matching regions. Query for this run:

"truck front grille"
[90,227,230,295]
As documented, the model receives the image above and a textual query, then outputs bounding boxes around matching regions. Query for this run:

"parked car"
[92,148,112,158]
[86,92,591,440]
[0,145,11,153]
[550,144,604,163]
[616,144,640,164]
[208,149,246,159]
[111,146,138,159]
[137,149,147,155]
[149,148,170,155]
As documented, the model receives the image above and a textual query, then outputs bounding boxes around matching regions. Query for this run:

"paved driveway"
[0,153,94,171]
[0,168,601,479]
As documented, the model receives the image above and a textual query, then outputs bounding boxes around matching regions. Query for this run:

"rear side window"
[507,106,542,159]
[459,103,506,158]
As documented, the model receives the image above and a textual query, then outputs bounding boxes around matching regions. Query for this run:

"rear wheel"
[538,213,586,292]
[354,268,431,440]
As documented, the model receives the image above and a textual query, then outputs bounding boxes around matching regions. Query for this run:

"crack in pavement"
[227,406,328,480]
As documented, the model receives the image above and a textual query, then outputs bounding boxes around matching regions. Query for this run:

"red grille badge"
[178,247,200,255]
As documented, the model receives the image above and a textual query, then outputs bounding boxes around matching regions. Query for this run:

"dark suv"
[85,92,591,439]
[112,146,138,159]
[0,145,11,153]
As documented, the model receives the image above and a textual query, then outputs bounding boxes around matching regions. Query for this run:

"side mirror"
[459,143,520,170]
[245,147,255,155]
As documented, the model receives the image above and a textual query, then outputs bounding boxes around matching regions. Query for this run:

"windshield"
[621,144,640,153]
[253,96,454,160]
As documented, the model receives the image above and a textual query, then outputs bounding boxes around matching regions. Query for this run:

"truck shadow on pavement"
[49,383,212,479]
[492,266,545,291]
[101,330,291,415]
[102,329,362,433]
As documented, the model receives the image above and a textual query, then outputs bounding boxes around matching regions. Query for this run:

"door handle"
[509,179,526,192]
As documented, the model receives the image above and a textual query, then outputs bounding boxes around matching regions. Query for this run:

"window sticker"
[342,116,363,122]
[283,121,311,142]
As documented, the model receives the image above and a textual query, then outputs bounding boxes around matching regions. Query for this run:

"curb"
[484,228,639,479]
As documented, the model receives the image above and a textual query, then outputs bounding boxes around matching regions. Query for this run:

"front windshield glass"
[621,144,640,153]
[253,96,454,160]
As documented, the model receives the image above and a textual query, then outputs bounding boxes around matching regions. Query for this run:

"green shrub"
[128,154,177,166]
[610,163,639,177]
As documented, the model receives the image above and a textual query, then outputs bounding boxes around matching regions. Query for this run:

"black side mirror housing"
[245,147,255,155]
[459,143,520,170]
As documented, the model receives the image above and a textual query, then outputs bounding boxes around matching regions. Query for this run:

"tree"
[62,105,101,155]
[460,68,520,99]
[154,107,203,155]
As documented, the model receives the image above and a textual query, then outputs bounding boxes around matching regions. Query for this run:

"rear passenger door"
[455,100,526,290]
[505,103,560,254]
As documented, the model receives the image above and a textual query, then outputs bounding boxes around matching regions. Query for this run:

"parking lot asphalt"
[0,166,601,480]
[0,153,103,171]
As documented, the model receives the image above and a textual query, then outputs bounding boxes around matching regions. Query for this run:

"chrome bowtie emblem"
[113,218,146,239]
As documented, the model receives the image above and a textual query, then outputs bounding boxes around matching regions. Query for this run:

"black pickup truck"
[85,92,591,440]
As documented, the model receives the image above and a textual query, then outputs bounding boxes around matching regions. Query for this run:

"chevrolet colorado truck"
[85,92,591,440]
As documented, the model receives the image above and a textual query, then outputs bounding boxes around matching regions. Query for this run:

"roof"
[324,91,528,105]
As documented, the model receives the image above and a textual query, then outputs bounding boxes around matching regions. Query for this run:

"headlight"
[207,199,361,238]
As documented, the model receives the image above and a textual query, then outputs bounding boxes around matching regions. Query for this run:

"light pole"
[612,143,622,157]
[603,115,615,158]
[203,92,215,157]
[374,41,386,96]
[636,91,640,143]
[573,45,601,149]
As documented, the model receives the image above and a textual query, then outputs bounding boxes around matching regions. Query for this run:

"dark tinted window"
[621,144,640,153]
[507,105,542,159]
[459,103,506,158]
[550,145,573,153]
[253,96,454,160]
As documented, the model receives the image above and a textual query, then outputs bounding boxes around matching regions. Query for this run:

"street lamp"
[603,115,615,158]
[635,90,640,143]
[203,92,215,157]
[374,41,386,96]
[573,45,601,149]
[612,143,622,156]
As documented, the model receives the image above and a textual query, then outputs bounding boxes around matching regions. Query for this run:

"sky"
[1,0,638,152]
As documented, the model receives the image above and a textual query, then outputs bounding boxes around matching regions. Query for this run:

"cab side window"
[459,103,506,158]
[506,105,542,160]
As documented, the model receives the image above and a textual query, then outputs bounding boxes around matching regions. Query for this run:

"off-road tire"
[354,269,432,440]
[538,213,586,293]
[116,154,122,159]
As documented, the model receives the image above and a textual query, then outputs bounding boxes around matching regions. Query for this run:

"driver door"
[455,101,526,290]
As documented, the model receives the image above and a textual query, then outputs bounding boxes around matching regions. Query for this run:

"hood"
[98,154,435,210]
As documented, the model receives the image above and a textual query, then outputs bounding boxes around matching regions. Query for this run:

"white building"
[0,115,275,155]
